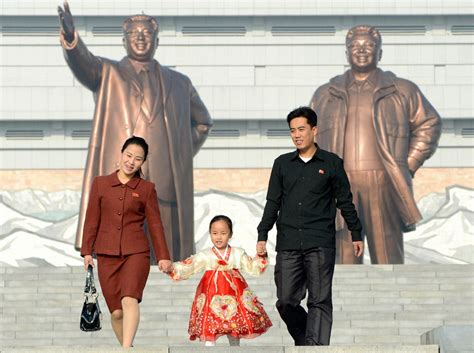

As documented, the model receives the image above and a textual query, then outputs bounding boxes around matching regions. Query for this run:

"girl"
[169,215,272,346]
[82,136,171,347]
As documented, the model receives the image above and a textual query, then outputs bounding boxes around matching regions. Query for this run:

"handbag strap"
[84,265,97,295]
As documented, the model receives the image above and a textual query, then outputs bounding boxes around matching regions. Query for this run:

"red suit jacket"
[80,171,170,260]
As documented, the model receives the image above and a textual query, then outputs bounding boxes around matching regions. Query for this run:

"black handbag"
[80,265,102,331]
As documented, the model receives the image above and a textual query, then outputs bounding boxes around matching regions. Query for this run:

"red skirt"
[188,269,272,341]
[97,252,150,313]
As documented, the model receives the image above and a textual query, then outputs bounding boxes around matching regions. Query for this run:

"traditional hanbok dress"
[170,245,272,342]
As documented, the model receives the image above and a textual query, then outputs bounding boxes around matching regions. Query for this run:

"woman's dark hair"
[121,136,149,160]
[121,136,149,177]
[286,106,318,128]
[209,215,233,235]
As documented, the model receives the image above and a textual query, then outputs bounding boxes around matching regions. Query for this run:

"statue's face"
[123,21,158,62]
[346,35,382,73]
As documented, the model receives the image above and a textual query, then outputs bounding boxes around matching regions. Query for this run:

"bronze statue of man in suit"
[58,2,213,260]
[310,25,442,264]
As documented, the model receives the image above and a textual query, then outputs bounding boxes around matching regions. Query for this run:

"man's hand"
[352,241,364,258]
[57,1,75,42]
[84,255,94,271]
[256,241,267,256]
[158,259,173,273]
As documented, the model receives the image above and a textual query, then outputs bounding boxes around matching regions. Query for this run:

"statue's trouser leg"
[336,170,404,264]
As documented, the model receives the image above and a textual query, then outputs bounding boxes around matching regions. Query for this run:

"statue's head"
[345,25,382,73]
[122,14,159,62]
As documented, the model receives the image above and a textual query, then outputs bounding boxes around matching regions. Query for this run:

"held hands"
[256,241,267,256]
[57,1,75,42]
[352,241,364,258]
[83,255,94,271]
[158,259,173,273]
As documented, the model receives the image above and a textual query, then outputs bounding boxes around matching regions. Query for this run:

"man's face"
[289,117,317,152]
[346,35,381,73]
[123,21,158,62]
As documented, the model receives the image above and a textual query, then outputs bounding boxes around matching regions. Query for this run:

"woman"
[81,136,172,347]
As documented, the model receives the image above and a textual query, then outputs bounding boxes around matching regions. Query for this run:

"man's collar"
[291,143,324,162]
[108,170,141,189]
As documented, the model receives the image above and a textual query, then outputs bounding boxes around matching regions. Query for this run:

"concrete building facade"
[0,1,473,193]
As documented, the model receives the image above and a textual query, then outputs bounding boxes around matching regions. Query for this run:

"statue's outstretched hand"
[57,1,75,42]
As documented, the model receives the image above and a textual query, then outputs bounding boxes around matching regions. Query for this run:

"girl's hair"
[209,215,233,235]
[121,136,149,177]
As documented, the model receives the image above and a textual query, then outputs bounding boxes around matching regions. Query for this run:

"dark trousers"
[275,247,336,346]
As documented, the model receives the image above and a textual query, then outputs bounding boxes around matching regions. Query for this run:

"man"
[58,2,213,260]
[256,106,363,346]
[310,25,442,264]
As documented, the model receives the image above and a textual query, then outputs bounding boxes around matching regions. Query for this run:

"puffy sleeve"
[170,252,207,281]
[239,250,268,277]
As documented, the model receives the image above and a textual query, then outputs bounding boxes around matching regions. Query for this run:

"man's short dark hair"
[287,106,318,128]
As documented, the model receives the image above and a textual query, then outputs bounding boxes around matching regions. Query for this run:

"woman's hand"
[84,255,94,271]
[158,259,172,273]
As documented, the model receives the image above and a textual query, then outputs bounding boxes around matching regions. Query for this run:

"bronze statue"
[58,1,213,260]
[310,25,442,264]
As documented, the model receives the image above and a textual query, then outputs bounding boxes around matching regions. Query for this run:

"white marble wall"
[0,2,473,169]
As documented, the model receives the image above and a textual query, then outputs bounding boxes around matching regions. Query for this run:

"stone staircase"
[0,345,441,352]
[1,264,473,351]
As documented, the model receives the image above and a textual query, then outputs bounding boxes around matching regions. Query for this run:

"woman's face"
[120,143,145,177]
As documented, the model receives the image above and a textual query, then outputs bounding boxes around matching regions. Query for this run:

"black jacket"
[257,145,362,251]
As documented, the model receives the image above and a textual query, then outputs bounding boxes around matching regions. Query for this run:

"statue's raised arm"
[58,1,102,91]
[57,1,75,43]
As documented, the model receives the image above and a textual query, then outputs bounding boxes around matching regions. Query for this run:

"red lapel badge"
[319,169,325,175]
[132,192,140,198]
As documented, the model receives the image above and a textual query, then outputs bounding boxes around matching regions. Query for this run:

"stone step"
[422,325,474,353]
[1,264,472,348]
[0,345,440,353]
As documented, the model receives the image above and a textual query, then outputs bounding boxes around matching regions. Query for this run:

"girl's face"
[210,220,232,251]
[120,143,145,177]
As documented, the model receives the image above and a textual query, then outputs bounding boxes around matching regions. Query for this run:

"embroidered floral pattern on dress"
[210,295,238,321]
[195,293,206,314]
[258,258,268,273]
[241,289,261,315]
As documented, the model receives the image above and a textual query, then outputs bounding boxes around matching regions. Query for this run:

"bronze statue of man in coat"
[58,2,213,260]
[310,25,442,264]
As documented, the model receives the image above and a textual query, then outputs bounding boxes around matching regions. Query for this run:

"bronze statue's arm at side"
[189,84,213,156]
[402,80,442,175]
